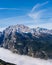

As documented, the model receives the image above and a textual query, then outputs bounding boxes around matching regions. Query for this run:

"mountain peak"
[3,24,52,35]
[0,24,52,59]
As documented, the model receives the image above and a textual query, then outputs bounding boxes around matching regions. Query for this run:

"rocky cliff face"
[0,24,52,59]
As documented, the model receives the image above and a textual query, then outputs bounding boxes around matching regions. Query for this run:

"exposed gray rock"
[0,24,52,59]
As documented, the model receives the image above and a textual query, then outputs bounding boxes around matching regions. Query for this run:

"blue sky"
[0,0,52,30]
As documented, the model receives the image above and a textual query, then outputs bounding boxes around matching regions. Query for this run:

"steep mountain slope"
[0,24,52,59]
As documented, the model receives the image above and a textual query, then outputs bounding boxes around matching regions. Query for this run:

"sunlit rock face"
[0,48,52,65]
[0,24,52,59]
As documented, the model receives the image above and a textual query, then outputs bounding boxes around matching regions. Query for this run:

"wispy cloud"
[28,1,49,21]
[28,9,46,21]
[0,8,20,10]
[27,1,52,29]
[31,4,40,13]
[31,1,48,13]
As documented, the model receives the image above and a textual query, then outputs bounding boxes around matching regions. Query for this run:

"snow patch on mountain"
[3,24,52,35]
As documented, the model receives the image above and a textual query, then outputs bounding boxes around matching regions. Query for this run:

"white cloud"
[0,48,52,65]
[27,1,52,29]
[31,1,48,13]
[40,1,48,6]
[0,27,6,31]
[28,1,48,21]
[31,4,40,13]
[28,22,52,29]
[28,9,46,20]
[0,8,20,10]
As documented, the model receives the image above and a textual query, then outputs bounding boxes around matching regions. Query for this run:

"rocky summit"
[0,24,52,59]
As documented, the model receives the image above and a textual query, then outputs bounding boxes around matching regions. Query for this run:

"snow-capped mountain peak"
[3,24,52,35]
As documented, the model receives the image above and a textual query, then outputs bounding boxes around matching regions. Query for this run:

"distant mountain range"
[0,24,52,59]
